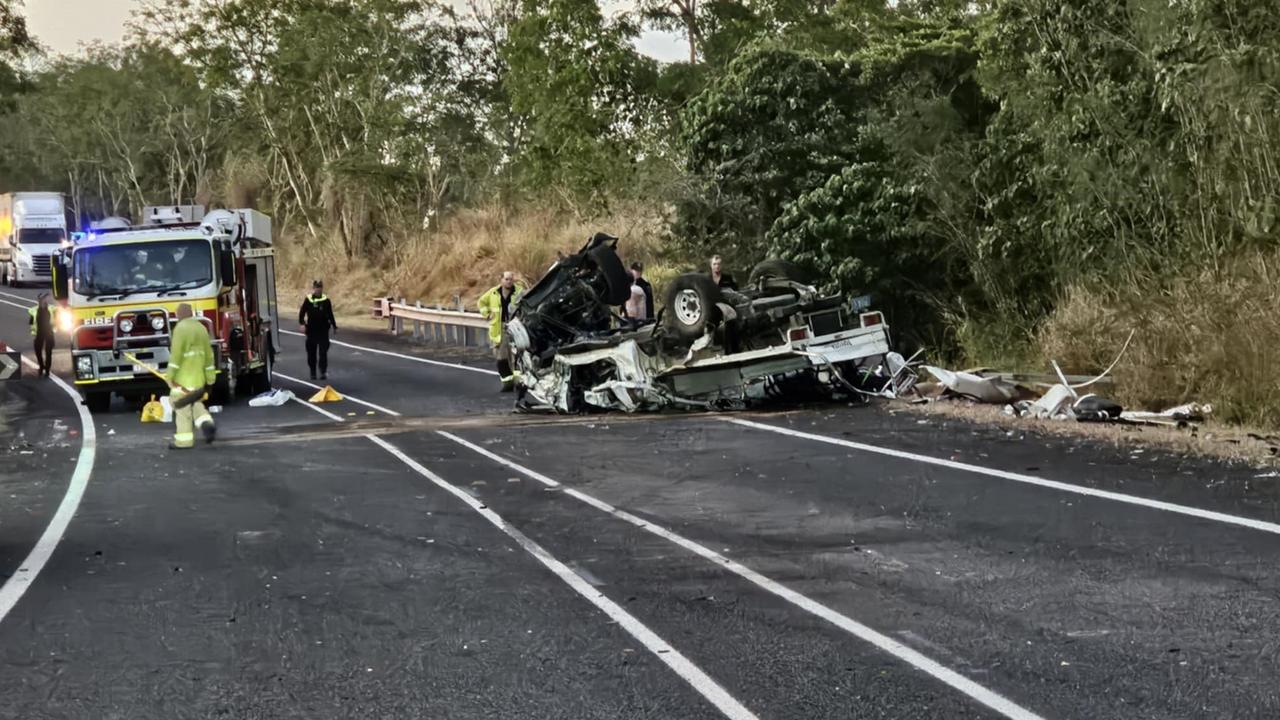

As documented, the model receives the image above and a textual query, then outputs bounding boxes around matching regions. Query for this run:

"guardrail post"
[385,297,394,333]
[413,300,423,342]
[396,297,406,335]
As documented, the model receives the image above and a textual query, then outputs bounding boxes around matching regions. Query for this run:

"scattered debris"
[923,366,1021,404]
[910,338,1210,433]
[249,388,295,407]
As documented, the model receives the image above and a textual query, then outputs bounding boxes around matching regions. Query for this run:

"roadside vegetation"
[0,0,1277,426]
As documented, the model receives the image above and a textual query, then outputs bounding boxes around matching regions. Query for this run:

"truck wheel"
[210,372,236,405]
[589,244,634,305]
[749,259,812,286]
[662,273,723,342]
[85,392,111,414]
[250,352,273,396]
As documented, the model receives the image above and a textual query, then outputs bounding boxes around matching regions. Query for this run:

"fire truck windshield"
[73,239,214,298]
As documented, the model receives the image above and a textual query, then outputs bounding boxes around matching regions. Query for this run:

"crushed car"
[504,233,896,413]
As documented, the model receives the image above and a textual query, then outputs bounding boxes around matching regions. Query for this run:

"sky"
[21,0,688,62]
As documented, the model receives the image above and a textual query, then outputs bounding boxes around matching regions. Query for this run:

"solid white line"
[0,296,32,312]
[275,371,401,416]
[0,288,35,303]
[0,354,97,625]
[438,431,1045,720]
[281,329,498,376]
[283,397,757,719]
[370,436,759,720]
[729,418,1280,537]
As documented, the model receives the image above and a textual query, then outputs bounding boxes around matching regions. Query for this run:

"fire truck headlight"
[57,310,73,333]
[119,318,134,333]
[75,355,93,379]
[150,315,166,331]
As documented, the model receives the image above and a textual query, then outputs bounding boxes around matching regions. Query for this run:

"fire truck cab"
[51,206,279,413]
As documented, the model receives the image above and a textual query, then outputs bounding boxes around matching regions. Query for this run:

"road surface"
[1,284,1278,719]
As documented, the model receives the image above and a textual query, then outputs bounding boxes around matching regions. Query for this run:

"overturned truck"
[506,233,895,413]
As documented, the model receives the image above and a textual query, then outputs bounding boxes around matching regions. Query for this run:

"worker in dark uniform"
[298,279,338,380]
[710,254,738,291]
[28,293,55,377]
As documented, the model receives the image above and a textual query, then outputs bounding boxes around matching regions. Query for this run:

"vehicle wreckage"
[505,233,896,413]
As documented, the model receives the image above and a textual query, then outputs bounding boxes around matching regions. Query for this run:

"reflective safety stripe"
[194,415,213,427]
[173,432,195,448]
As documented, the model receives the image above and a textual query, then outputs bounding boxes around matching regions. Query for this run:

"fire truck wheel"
[210,374,235,405]
[85,392,111,414]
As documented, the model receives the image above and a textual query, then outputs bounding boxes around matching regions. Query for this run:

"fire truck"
[51,206,279,413]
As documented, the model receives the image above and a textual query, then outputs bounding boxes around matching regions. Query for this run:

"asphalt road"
[1,284,1279,719]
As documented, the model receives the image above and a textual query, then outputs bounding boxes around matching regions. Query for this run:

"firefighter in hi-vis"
[166,303,217,449]
[478,271,524,392]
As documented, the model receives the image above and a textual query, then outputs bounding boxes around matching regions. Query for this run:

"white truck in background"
[0,192,70,287]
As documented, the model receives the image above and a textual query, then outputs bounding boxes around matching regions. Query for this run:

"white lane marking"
[285,398,757,720]
[438,431,1045,720]
[0,289,35,304]
[281,329,498,376]
[729,418,1280,537]
[0,296,33,311]
[275,372,401,416]
[0,354,97,625]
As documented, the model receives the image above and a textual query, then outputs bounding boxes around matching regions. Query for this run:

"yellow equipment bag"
[309,385,343,403]
[140,395,165,423]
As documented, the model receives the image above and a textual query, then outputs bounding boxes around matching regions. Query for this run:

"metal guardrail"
[372,296,490,348]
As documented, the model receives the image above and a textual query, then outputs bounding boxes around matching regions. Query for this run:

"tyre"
[85,392,111,414]
[748,259,812,286]
[210,371,236,405]
[589,244,633,305]
[662,273,723,341]
[248,350,273,396]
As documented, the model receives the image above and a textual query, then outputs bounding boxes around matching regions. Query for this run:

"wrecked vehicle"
[505,233,895,413]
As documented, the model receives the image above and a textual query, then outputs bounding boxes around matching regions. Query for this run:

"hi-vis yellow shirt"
[166,317,216,390]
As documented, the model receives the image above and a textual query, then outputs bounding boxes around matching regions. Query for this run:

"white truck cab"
[0,192,69,287]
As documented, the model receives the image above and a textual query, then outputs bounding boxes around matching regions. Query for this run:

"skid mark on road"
[730,418,1280,537]
[441,431,1047,720]
[285,395,759,720]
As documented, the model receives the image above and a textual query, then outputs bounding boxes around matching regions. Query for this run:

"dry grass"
[275,202,687,324]
[1038,250,1280,428]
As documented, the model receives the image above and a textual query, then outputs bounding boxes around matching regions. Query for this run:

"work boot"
[202,422,217,444]
[320,373,327,380]
[310,372,317,380]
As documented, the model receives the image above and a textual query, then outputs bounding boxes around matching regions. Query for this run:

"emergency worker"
[27,293,54,377]
[166,303,217,449]
[478,271,525,392]
[298,279,338,380]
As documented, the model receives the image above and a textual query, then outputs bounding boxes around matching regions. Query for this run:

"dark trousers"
[33,333,53,375]
[305,335,330,376]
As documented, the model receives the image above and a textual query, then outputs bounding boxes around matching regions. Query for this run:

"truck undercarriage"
[508,234,895,413]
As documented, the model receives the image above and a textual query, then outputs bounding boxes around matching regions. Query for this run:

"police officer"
[166,303,216,449]
[298,279,338,380]
[478,271,524,392]
[27,293,55,377]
